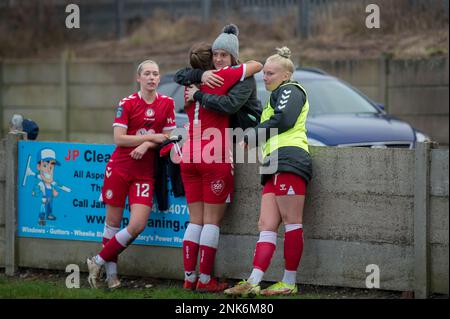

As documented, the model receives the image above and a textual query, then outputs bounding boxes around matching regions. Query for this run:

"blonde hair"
[137,59,159,75]
[266,46,295,79]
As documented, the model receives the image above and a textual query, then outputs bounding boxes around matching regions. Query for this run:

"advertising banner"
[17,141,189,247]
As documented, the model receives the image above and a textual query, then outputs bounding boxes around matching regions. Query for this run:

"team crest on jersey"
[144,108,156,121]
[211,179,225,196]
[145,108,155,118]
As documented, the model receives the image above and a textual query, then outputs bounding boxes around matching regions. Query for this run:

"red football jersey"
[110,91,176,177]
[183,64,246,162]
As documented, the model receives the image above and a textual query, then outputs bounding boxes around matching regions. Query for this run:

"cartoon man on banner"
[22,148,71,226]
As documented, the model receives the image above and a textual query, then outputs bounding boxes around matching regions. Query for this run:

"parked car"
[158,68,430,148]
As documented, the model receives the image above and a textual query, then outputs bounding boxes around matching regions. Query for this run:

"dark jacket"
[154,155,185,211]
[173,68,262,130]
[245,81,313,185]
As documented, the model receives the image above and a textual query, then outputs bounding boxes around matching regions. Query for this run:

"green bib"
[260,82,309,158]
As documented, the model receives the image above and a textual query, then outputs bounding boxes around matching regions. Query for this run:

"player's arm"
[200,60,261,89]
[245,84,306,147]
[113,98,168,148]
[174,67,204,86]
[113,126,166,148]
[162,99,176,137]
[191,62,261,114]
[163,129,174,137]
[243,60,263,78]
[129,99,176,160]
[192,77,255,114]
[175,67,224,89]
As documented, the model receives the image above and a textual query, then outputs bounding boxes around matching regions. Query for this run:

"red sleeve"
[112,98,130,129]
[163,98,176,131]
[215,64,246,91]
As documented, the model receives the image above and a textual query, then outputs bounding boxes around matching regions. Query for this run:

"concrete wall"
[0,59,137,143]
[430,148,449,293]
[0,136,448,296]
[1,57,448,145]
[308,57,449,145]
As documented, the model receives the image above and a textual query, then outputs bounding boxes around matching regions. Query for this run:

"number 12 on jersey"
[136,183,150,197]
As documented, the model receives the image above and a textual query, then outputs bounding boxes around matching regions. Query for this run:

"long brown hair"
[189,42,214,71]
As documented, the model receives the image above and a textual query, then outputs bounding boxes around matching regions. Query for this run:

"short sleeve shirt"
[110,91,176,177]
[183,64,246,161]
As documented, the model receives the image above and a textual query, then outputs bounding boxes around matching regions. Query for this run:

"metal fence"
[1,0,449,39]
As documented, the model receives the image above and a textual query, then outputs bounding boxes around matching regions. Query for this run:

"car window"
[172,86,186,113]
[158,82,185,113]
[158,82,177,97]
[256,78,379,116]
[302,80,379,116]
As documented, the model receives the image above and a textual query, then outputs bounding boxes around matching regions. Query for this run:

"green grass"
[0,276,215,299]
[0,274,313,299]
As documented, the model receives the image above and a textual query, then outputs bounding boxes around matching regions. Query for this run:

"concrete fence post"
[5,131,24,276]
[414,141,433,298]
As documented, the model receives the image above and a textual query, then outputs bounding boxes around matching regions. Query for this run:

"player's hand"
[53,189,59,197]
[185,85,199,102]
[130,141,152,160]
[201,70,224,89]
[150,133,169,144]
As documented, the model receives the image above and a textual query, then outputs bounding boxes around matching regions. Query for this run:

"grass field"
[0,268,405,299]
[0,273,305,299]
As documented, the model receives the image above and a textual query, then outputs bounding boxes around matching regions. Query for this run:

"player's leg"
[86,205,123,289]
[102,206,123,288]
[88,173,154,288]
[182,202,203,289]
[196,202,227,292]
[196,162,232,293]
[261,173,307,296]
[95,202,151,267]
[87,168,128,288]
[225,177,281,297]
[180,162,204,289]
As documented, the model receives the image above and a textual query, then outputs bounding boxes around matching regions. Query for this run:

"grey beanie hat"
[212,24,239,60]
